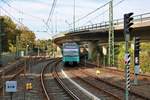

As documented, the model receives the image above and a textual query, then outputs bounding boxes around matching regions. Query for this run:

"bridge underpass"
[53,13,150,64]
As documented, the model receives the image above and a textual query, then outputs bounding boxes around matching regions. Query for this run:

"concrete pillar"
[55,46,62,58]
[88,41,97,60]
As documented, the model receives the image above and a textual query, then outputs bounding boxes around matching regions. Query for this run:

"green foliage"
[117,42,150,73]
[9,43,16,53]
[18,26,35,49]
[0,16,17,51]
[35,39,53,55]
[0,16,36,52]
[139,43,150,73]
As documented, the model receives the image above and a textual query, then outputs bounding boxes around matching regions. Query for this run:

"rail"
[53,60,80,100]
[40,61,54,100]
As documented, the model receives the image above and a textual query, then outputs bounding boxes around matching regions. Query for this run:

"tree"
[0,16,17,51]
[17,26,35,50]
[0,16,36,52]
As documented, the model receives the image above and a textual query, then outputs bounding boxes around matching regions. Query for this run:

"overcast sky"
[0,0,150,39]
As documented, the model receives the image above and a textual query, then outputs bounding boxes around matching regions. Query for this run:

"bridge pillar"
[88,41,97,60]
[55,46,62,58]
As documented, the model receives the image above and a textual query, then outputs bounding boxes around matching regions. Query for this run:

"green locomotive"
[62,42,80,66]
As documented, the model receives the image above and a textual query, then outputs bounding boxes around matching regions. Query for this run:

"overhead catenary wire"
[69,1,110,25]
[0,6,53,36]
[81,0,126,26]
[0,6,25,26]
[1,0,44,21]
[46,0,57,25]
[1,0,52,31]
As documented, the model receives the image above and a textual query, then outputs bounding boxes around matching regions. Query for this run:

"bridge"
[53,13,150,45]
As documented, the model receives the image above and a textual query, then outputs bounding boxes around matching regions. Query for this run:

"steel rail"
[52,62,80,100]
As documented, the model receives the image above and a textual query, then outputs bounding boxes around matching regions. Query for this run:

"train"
[62,42,80,66]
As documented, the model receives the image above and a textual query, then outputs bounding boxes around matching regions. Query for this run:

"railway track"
[65,69,120,100]
[0,56,46,96]
[74,68,149,100]
[82,61,150,80]
[0,62,25,95]
[40,59,81,100]
[103,67,150,81]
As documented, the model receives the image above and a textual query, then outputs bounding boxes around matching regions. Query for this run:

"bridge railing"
[69,12,150,33]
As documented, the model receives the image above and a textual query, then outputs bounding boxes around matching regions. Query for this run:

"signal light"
[135,37,140,52]
[124,12,134,34]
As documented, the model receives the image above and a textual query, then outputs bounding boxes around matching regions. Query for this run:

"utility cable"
[46,0,57,24]
[81,0,126,26]
[0,6,52,36]
[0,6,25,26]
[70,1,110,25]
[1,0,45,21]
[1,0,52,31]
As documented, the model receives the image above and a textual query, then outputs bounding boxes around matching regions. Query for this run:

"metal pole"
[55,13,57,33]
[134,37,139,85]
[0,36,1,67]
[108,0,114,66]
[0,18,2,67]
[16,35,18,57]
[2,70,5,100]
[104,55,106,67]
[97,53,100,67]
[84,55,86,67]
[73,0,75,32]
[124,12,133,100]
[38,46,39,57]
[134,71,138,85]
[108,0,111,66]
[24,58,26,100]
[10,92,13,100]
[125,42,129,100]
[124,34,131,100]
[52,40,54,58]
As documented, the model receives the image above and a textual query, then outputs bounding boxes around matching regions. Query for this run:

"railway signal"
[135,37,140,53]
[124,12,134,100]
[134,37,140,85]
[124,12,134,41]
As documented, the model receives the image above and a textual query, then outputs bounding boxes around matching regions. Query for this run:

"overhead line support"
[108,0,114,66]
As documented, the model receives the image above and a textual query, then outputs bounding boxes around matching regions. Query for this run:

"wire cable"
[81,0,126,26]
[0,6,25,26]
[46,0,57,24]
[1,0,53,32]
[70,1,110,25]
[1,0,45,21]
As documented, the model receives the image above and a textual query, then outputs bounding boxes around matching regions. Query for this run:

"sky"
[0,0,150,40]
